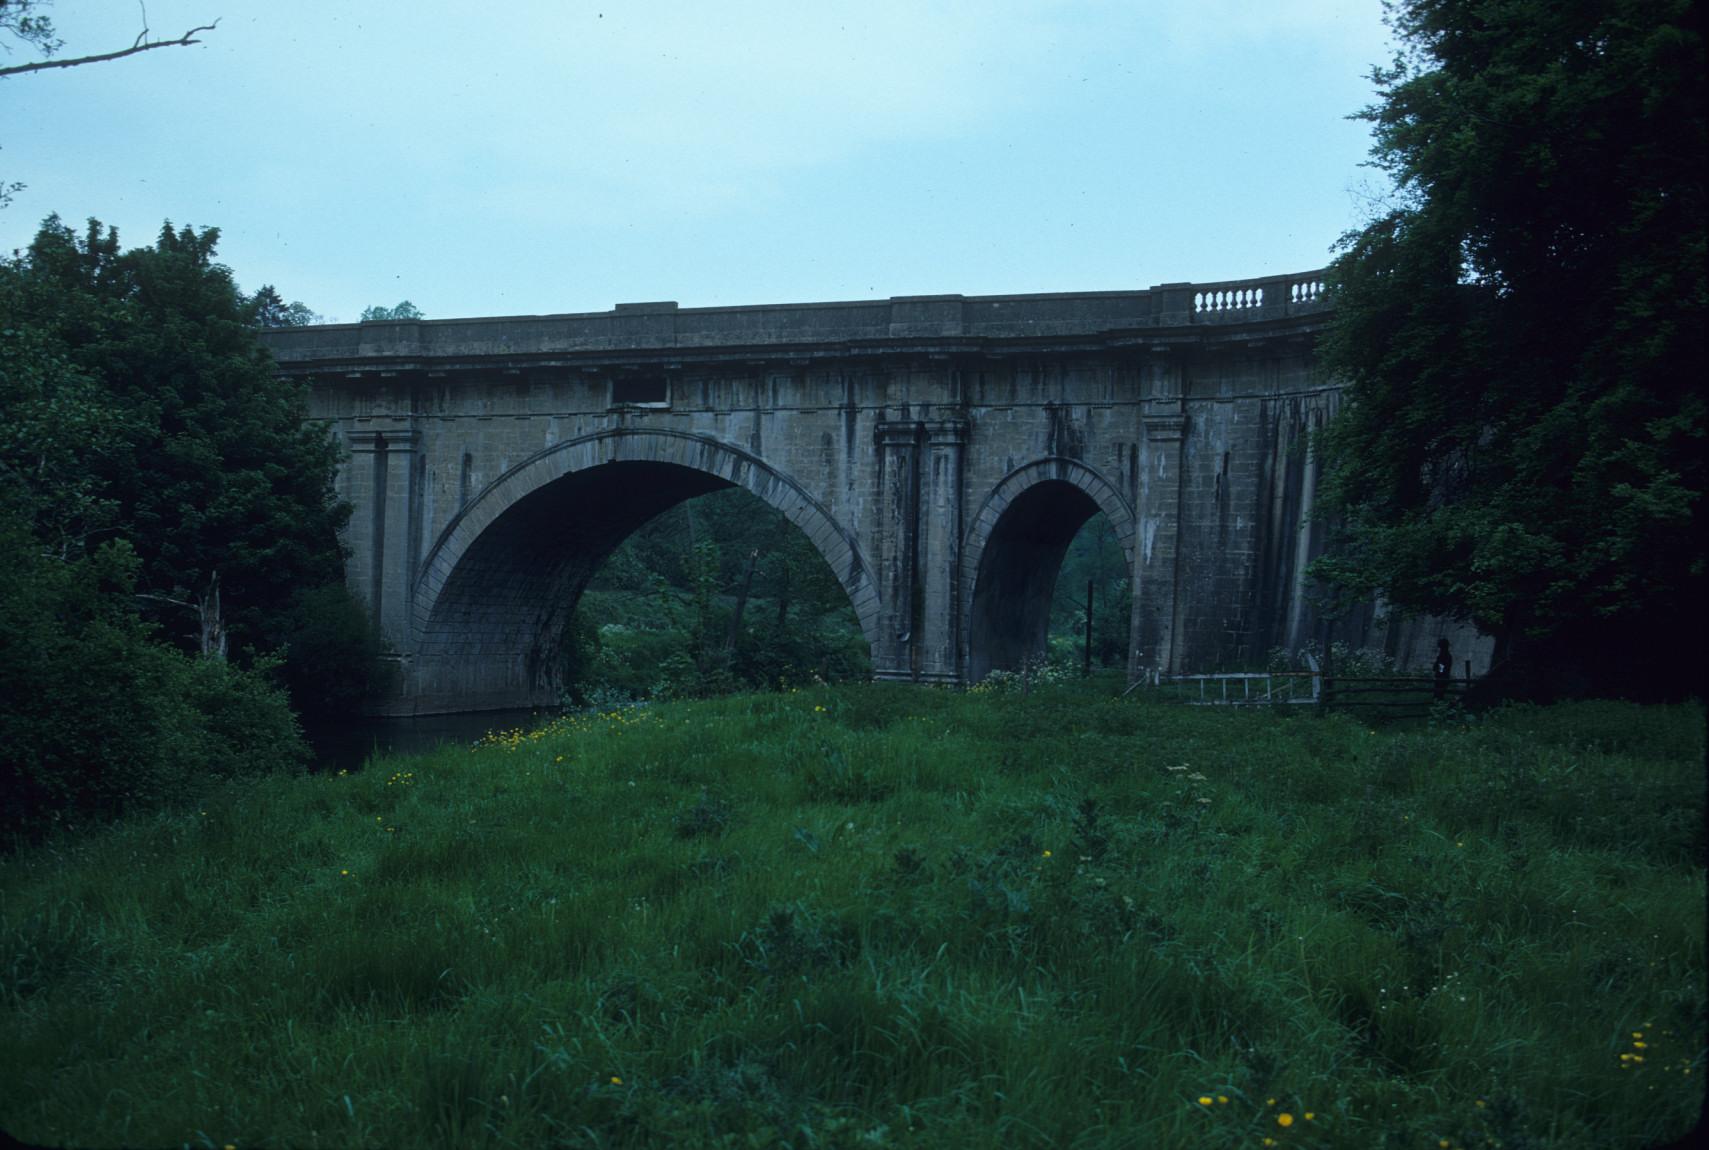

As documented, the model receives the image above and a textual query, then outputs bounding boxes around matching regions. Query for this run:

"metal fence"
[1318,675,1471,716]
[1132,669,1322,707]
[1127,657,1474,717]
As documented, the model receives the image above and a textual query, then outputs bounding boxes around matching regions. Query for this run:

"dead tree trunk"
[727,549,759,651]
[197,571,227,661]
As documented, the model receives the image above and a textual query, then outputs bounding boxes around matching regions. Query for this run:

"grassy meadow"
[2,681,1703,1149]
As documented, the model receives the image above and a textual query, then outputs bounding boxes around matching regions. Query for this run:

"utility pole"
[1083,579,1094,677]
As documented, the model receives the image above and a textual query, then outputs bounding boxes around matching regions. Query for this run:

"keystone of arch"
[411,428,880,647]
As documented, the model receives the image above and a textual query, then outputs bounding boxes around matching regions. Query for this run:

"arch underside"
[963,459,1136,684]
[417,461,725,706]
[406,432,878,713]
[967,480,1102,681]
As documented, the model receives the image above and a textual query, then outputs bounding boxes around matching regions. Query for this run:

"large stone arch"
[961,457,1137,682]
[406,428,879,712]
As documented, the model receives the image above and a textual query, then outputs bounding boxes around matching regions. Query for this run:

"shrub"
[280,582,393,718]
[0,515,308,840]
[179,653,311,780]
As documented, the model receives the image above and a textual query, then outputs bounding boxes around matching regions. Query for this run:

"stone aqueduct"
[261,270,1467,715]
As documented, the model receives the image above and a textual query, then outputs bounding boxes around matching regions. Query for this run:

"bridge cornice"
[260,270,1330,378]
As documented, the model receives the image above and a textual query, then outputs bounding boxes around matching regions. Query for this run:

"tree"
[0,2,217,78]
[360,300,424,322]
[249,284,320,328]
[1313,0,1706,698]
[4,215,351,664]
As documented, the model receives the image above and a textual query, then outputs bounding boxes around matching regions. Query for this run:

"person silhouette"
[1433,638,1453,700]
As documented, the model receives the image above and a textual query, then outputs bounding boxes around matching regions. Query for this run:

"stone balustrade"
[260,270,1333,370]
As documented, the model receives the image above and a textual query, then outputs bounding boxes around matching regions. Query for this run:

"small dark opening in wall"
[612,377,668,406]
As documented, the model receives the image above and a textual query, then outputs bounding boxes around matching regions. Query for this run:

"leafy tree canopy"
[1,214,350,662]
[0,0,61,58]
[0,214,348,832]
[1314,0,1706,697]
[359,300,424,322]
[250,284,321,328]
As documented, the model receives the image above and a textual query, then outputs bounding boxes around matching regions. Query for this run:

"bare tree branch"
[0,18,217,78]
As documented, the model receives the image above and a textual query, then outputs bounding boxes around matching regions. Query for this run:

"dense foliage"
[359,300,424,322]
[0,514,307,835]
[568,487,873,703]
[569,490,1130,704]
[1,685,1700,1147]
[1047,510,1131,669]
[4,216,352,659]
[1315,0,1706,697]
[0,216,366,834]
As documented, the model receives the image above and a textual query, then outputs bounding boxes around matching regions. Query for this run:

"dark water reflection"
[303,708,550,773]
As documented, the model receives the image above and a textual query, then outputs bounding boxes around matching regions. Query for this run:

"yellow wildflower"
[1197,1096,1212,1106]
[609,1076,622,1085]
[1217,1095,1228,1104]
[1277,1113,1294,1127]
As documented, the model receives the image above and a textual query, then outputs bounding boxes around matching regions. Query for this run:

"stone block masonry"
[261,272,1487,715]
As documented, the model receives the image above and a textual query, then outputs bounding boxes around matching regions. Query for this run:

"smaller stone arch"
[961,457,1137,681]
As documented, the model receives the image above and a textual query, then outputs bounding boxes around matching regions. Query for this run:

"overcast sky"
[2,1,1395,323]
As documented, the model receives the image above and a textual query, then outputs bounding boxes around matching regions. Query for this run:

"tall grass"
[3,684,1702,1148]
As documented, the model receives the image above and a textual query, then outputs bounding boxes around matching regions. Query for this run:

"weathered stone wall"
[263,273,1488,714]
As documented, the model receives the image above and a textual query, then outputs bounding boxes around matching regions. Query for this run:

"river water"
[302,707,550,773]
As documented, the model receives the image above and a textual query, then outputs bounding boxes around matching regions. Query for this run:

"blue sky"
[1,1,1395,323]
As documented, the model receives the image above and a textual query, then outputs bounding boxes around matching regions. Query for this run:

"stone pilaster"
[347,427,420,653]
[1133,404,1187,676]
[872,419,922,680]
[919,418,967,682]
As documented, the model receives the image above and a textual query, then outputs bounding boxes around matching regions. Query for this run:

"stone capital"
[1143,415,1187,443]
[347,428,420,453]
[923,418,969,447]
[874,420,922,449]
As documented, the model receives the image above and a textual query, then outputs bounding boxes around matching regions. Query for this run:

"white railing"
[1187,274,1328,317]
[1126,655,1322,706]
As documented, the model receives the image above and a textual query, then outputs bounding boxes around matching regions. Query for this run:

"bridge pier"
[920,419,968,683]
[1133,405,1187,675]
[347,426,421,654]
[872,420,922,682]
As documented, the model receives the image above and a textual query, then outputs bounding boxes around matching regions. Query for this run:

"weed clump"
[671,789,732,839]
